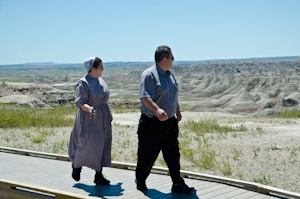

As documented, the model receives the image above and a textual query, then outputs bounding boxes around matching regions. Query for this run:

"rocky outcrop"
[0,82,74,107]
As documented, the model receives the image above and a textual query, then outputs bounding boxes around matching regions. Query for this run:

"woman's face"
[95,62,104,77]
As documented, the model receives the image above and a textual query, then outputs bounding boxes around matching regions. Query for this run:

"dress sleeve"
[139,73,155,99]
[75,81,89,109]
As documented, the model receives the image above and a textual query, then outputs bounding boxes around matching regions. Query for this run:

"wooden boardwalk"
[0,148,299,199]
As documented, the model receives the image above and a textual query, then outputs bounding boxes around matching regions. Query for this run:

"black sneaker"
[72,165,82,181]
[94,172,110,185]
[135,179,148,192]
[171,181,195,194]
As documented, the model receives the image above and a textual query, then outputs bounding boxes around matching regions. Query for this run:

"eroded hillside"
[171,61,300,115]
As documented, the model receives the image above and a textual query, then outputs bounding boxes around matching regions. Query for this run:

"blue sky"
[0,0,299,65]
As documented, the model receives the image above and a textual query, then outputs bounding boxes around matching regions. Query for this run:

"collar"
[156,64,170,76]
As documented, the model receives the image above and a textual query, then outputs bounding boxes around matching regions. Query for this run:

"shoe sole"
[171,188,194,194]
[137,187,148,192]
[95,183,110,186]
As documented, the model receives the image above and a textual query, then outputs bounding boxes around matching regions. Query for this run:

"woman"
[69,57,112,185]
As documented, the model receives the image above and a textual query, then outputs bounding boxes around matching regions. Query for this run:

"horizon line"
[1,55,300,66]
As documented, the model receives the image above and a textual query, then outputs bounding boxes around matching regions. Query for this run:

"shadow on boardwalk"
[73,183,200,199]
[143,188,200,199]
[74,183,124,198]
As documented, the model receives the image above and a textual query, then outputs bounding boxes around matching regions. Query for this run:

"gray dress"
[68,75,112,171]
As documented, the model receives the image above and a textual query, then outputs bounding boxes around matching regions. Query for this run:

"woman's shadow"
[73,183,124,199]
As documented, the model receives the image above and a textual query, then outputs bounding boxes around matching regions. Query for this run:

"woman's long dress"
[68,75,112,171]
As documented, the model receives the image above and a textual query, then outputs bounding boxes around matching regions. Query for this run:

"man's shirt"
[139,64,178,118]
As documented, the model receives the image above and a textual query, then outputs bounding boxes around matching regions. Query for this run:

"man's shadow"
[143,188,199,199]
[73,183,124,199]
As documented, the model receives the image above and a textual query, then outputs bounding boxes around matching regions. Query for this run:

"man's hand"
[176,103,182,123]
[155,108,168,121]
[141,97,169,121]
[176,111,182,123]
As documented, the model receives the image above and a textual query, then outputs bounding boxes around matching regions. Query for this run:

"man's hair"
[155,45,171,63]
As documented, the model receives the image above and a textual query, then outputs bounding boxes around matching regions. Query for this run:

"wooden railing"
[0,146,300,199]
[0,179,92,199]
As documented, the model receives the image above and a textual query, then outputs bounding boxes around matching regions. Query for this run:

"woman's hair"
[89,57,102,73]
[155,45,171,63]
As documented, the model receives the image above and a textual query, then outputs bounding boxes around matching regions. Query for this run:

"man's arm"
[141,97,168,121]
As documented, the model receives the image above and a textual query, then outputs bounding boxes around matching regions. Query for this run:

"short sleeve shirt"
[139,64,178,118]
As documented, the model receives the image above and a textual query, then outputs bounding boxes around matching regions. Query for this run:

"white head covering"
[83,57,96,72]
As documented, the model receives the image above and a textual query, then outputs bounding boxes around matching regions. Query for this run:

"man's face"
[166,51,174,70]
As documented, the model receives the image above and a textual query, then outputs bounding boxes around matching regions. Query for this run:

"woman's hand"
[88,107,95,119]
[80,104,95,119]
[110,114,113,122]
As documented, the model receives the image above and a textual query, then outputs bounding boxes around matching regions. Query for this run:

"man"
[135,45,195,194]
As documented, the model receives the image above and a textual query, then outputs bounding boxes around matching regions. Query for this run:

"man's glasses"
[166,55,174,61]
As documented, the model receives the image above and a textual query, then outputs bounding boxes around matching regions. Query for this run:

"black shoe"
[72,165,82,181]
[135,179,147,192]
[171,181,195,194]
[94,172,110,185]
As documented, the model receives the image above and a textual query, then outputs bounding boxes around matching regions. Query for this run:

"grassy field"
[0,105,75,128]
[0,103,140,128]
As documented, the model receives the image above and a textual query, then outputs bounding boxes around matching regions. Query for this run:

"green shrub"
[182,120,247,136]
[253,174,271,185]
[196,145,216,169]
[31,128,56,143]
[110,104,139,113]
[270,110,300,118]
[181,148,196,162]
[220,160,233,176]
[233,148,243,161]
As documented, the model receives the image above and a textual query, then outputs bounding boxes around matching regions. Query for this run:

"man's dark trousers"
[136,114,182,184]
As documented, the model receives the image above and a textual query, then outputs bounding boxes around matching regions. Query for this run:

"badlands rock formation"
[1,60,300,115]
[0,82,74,107]
[172,61,300,115]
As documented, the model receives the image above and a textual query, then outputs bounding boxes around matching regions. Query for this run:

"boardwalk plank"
[0,151,291,199]
[195,184,234,198]
[221,188,249,199]
[246,194,278,199]
[201,186,242,199]
[229,190,260,199]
